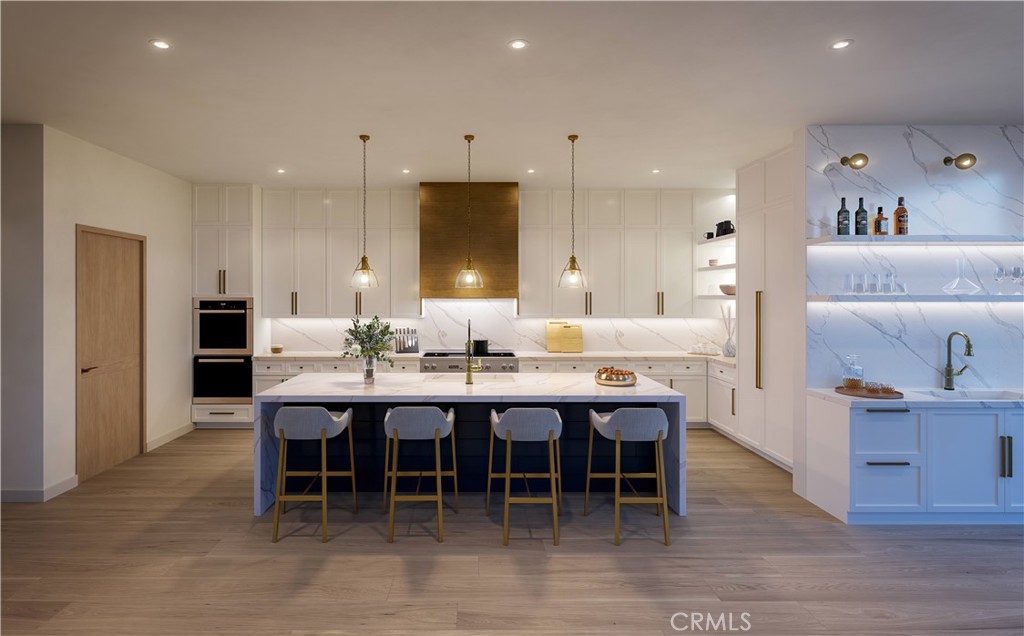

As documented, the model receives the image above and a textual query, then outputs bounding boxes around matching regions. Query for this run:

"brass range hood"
[418,182,519,299]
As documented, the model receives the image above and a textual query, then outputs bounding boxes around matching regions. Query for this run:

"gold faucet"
[465,318,483,384]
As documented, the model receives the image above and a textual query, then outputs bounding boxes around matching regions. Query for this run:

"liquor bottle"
[854,197,868,235]
[873,207,889,235]
[836,197,850,235]
[894,196,909,235]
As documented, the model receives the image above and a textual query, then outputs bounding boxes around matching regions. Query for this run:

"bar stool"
[272,406,356,543]
[585,408,670,546]
[382,407,457,543]
[487,408,563,546]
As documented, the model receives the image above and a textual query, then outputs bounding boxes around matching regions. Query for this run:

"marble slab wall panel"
[269,299,728,353]
[805,125,1023,238]
[807,302,1023,390]
[804,125,1024,389]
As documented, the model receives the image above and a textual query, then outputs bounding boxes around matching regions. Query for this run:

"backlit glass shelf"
[807,235,1023,246]
[807,294,1022,303]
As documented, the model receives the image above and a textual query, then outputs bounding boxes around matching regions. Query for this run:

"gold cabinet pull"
[755,290,763,389]
[731,387,736,416]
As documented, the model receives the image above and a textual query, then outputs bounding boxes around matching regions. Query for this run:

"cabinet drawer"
[556,361,599,373]
[285,362,315,374]
[522,361,557,373]
[318,361,356,373]
[192,404,254,423]
[669,361,706,376]
[389,361,420,373]
[709,362,736,384]
[633,362,669,375]
[852,463,925,512]
[852,410,924,455]
[254,361,286,375]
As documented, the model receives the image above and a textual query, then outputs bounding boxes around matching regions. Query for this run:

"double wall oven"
[193,297,253,405]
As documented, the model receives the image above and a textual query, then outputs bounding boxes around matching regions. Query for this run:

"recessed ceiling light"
[402,169,410,174]
[149,39,171,50]
[527,169,535,174]
[508,39,528,50]
[652,169,661,174]
[276,169,286,174]
[831,39,854,50]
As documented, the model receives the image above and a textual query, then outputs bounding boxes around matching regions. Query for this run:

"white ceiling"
[3,1,1022,189]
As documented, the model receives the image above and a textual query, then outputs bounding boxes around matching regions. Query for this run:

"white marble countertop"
[255,372,684,403]
[808,387,1023,409]
[253,350,736,366]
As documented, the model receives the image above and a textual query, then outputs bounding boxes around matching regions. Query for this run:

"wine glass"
[993,266,1006,295]
[1012,266,1024,294]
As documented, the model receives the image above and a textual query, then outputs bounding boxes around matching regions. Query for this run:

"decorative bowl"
[595,367,637,387]
[270,344,284,354]
[719,284,737,296]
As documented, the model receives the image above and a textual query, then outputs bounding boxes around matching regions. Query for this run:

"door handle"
[197,358,246,363]
[731,387,736,416]
[865,461,911,466]
[1000,436,1007,478]
[1009,436,1014,478]
[865,408,911,413]
[755,290,763,389]
[81,366,99,374]
[222,269,227,294]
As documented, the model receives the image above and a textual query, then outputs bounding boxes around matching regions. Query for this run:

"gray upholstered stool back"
[589,408,668,442]
[274,406,350,440]
[384,407,455,440]
[490,408,563,442]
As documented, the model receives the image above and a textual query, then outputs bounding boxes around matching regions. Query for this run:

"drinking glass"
[853,274,867,294]
[1012,266,1024,293]
[868,273,880,294]
[993,266,1006,294]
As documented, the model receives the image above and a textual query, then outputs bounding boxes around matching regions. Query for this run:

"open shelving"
[698,263,736,272]
[697,294,736,300]
[807,294,1022,303]
[807,234,1023,246]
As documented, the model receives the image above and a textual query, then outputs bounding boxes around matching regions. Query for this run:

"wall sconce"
[943,153,977,170]
[839,153,869,170]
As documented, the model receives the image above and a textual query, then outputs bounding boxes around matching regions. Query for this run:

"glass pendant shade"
[351,255,379,289]
[558,254,587,289]
[455,257,484,289]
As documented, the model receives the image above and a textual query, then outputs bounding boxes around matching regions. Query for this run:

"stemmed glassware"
[1011,266,1024,294]
[993,266,1006,294]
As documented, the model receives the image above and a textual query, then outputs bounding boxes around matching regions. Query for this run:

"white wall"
[2,126,193,500]
[1,125,46,496]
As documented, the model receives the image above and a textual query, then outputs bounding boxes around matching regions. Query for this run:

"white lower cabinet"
[253,376,290,394]
[191,404,254,424]
[806,396,1024,523]
[707,376,736,434]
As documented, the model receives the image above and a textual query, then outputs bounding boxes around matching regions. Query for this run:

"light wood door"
[76,225,145,482]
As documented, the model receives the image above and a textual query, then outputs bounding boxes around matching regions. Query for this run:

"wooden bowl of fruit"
[595,367,638,387]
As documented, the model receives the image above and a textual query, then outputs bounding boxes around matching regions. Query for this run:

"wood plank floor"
[3,429,1021,635]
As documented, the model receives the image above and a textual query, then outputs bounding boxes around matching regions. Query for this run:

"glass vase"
[722,336,736,358]
[363,357,376,385]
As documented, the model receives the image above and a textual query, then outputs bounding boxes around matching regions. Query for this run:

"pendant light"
[351,134,379,289]
[455,134,483,289]
[558,134,586,288]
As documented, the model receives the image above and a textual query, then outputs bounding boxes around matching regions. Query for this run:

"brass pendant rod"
[569,134,577,257]
[465,134,474,262]
[360,134,369,259]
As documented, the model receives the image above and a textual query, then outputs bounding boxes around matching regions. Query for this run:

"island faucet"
[465,319,482,385]
[943,331,974,390]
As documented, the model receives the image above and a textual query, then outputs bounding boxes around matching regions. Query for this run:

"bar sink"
[922,389,1024,400]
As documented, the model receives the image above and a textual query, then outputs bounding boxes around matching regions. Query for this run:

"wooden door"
[76,225,146,481]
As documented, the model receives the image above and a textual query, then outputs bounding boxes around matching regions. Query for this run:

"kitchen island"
[253,372,686,516]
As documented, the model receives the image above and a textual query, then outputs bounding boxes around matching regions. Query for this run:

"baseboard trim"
[707,425,794,473]
[3,474,79,503]
[146,422,195,451]
[849,512,1024,525]
[686,421,712,429]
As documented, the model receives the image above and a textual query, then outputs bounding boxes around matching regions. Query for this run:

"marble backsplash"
[268,299,729,353]
[803,124,1024,390]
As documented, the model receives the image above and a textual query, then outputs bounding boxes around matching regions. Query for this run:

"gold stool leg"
[450,424,459,514]
[548,431,559,546]
[382,434,391,513]
[614,430,622,546]
[654,432,662,518]
[321,429,328,543]
[658,435,670,546]
[434,429,444,543]
[502,431,512,546]
[387,432,399,543]
[555,437,564,513]
[584,422,594,516]
[348,422,358,513]
[272,430,286,543]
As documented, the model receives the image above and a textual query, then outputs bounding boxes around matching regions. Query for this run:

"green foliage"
[341,316,396,367]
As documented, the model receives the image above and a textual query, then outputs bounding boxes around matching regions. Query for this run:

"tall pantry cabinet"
[735,149,798,468]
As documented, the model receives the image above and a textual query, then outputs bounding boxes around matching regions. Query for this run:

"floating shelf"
[807,235,1023,246]
[807,294,1022,303]
[697,294,737,300]
[698,263,737,272]
[698,233,737,246]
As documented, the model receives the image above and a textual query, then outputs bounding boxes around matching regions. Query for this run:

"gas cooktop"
[419,351,518,372]
[422,351,516,358]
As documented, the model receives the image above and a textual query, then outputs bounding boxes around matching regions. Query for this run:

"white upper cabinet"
[389,190,418,228]
[736,162,765,213]
[192,184,255,296]
[660,190,694,227]
[660,229,694,317]
[624,229,660,316]
[389,227,421,317]
[294,190,326,227]
[326,190,358,227]
[553,190,587,227]
[586,228,624,316]
[518,227,554,317]
[552,227,587,317]
[520,190,551,227]
[624,190,659,227]
[262,227,295,317]
[366,190,391,227]
[588,190,624,226]
[358,229,391,318]
[262,189,294,228]
[294,228,326,316]
[326,229,358,317]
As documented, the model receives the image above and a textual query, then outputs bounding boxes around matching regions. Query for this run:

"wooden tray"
[834,386,904,399]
